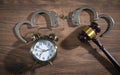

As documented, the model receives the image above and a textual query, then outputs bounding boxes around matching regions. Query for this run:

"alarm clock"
[30,33,58,64]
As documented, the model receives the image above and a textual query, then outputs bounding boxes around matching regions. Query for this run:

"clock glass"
[30,39,57,62]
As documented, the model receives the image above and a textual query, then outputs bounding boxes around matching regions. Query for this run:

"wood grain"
[0,0,120,75]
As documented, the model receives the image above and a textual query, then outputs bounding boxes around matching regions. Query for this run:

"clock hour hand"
[38,47,42,50]
[39,49,50,58]
[39,51,44,57]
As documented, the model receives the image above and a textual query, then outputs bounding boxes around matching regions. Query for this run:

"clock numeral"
[36,45,39,48]
[43,41,46,45]
[50,54,52,56]
[42,57,45,60]
[39,42,42,45]
[35,49,37,51]
[51,50,54,52]
[48,43,50,46]
[39,53,41,56]
[39,54,41,58]
[36,53,38,56]
[47,56,49,59]
[50,46,53,49]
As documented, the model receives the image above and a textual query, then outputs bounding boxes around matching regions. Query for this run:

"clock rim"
[30,38,57,62]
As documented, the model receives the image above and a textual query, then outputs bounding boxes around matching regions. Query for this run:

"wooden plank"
[0,0,120,75]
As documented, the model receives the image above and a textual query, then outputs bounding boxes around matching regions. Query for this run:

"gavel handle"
[92,38,120,72]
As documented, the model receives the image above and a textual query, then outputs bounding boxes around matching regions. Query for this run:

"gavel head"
[78,22,101,43]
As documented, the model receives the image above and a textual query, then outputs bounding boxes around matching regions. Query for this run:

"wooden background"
[0,0,120,75]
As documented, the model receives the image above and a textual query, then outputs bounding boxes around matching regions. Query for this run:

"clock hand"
[39,49,49,58]
[38,47,47,52]
[39,51,43,57]
[42,49,50,52]
[38,47,43,50]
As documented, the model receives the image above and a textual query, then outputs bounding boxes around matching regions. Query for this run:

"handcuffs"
[71,6,114,37]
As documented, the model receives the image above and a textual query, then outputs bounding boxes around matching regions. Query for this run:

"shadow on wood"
[3,41,35,74]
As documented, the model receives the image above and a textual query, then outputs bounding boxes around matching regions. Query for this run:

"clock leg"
[30,61,39,70]
[48,61,53,65]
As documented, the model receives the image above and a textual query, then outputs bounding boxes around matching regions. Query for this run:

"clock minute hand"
[42,49,50,52]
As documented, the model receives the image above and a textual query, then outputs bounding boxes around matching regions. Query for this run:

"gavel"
[78,22,120,72]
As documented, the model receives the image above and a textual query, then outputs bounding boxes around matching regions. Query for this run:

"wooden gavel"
[78,22,120,72]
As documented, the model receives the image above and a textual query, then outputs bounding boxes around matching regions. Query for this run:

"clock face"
[30,39,57,62]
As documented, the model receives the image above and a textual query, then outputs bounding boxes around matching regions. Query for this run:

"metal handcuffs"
[71,6,115,37]
[15,9,58,43]
[15,6,115,43]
